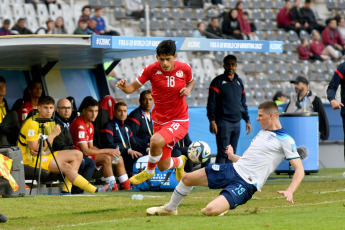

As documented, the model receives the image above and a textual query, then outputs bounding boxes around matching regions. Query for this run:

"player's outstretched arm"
[330,99,344,110]
[277,158,304,204]
[225,145,240,162]
[116,79,141,94]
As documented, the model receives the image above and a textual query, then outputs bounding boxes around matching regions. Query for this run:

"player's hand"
[128,149,142,159]
[330,99,344,110]
[180,87,191,97]
[116,79,127,90]
[51,124,61,137]
[106,148,121,158]
[246,123,252,135]
[225,145,234,159]
[210,121,218,134]
[277,190,294,204]
[30,148,38,156]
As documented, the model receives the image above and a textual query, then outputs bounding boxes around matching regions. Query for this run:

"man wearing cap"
[11,18,32,35]
[0,19,12,36]
[285,76,329,140]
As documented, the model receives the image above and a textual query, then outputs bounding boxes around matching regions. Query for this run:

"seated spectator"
[91,7,106,35]
[73,19,88,35]
[322,17,345,55]
[204,0,224,10]
[101,102,145,178]
[70,97,129,190]
[301,0,324,33]
[42,0,60,11]
[205,17,223,38]
[235,1,244,24]
[310,31,340,60]
[53,98,95,194]
[11,18,32,35]
[17,96,114,194]
[0,19,12,36]
[36,19,55,34]
[53,17,67,34]
[222,9,243,40]
[126,90,154,156]
[277,0,301,33]
[125,0,145,19]
[86,19,99,35]
[240,12,258,40]
[193,22,206,38]
[335,15,345,41]
[0,76,20,145]
[272,91,286,105]
[78,5,91,25]
[291,0,309,32]
[18,80,43,125]
[297,37,320,60]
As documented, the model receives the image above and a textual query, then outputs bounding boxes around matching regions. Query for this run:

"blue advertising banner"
[91,36,283,53]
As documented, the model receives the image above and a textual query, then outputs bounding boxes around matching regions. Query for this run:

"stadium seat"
[160,8,171,18]
[252,9,263,20]
[165,29,175,37]
[255,60,266,73]
[206,9,218,18]
[159,0,171,8]
[275,0,285,9]
[195,9,205,20]
[266,31,277,41]
[266,60,277,72]
[37,4,49,27]
[286,51,297,62]
[263,0,274,9]
[255,91,265,103]
[253,19,263,31]
[89,0,100,7]
[182,8,194,19]
[326,60,336,75]
[113,0,124,7]
[263,19,275,31]
[148,0,158,8]
[242,0,252,9]
[242,60,255,74]
[266,91,274,100]
[12,3,25,22]
[162,18,172,30]
[114,7,127,19]
[176,29,184,37]
[73,4,83,24]
[0,2,13,21]
[288,30,299,42]
[277,30,287,41]
[185,18,195,29]
[252,0,262,9]
[24,4,38,32]
[268,70,279,82]
[203,58,216,78]
[284,40,295,52]
[177,52,189,63]
[255,31,265,40]
[173,18,185,30]
[191,58,205,81]
[326,0,336,10]
[257,75,268,87]
[12,0,24,4]
[172,8,182,19]
[299,30,310,39]
[49,4,61,21]
[263,9,274,20]
[171,0,181,8]
[150,18,161,30]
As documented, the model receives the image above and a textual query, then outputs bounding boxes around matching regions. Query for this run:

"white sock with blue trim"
[166,181,192,211]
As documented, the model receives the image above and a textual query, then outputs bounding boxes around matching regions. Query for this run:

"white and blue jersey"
[233,128,300,192]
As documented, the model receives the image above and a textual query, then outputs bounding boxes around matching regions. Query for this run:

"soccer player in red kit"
[116,40,195,185]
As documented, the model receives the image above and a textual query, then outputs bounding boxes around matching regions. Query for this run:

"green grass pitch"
[0,168,344,230]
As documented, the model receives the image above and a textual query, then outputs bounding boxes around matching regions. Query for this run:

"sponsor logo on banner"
[269,41,283,53]
[92,35,112,48]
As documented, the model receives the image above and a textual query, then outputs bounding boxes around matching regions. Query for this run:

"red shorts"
[154,121,189,161]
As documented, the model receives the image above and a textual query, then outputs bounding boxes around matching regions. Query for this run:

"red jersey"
[18,101,35,125]
[70,115,94,151]
[136,61,193,124]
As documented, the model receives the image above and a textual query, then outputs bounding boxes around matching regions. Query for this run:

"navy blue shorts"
[205,163,257,209]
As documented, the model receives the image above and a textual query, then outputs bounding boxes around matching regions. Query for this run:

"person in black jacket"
[327,62,345,165]
[207,55,252,164]
[285,76,329,141]
[222,9,243,40]
[301,0,324,33]
[126,90,154,155]
[205,17,223,38]
[53,98,96,194]
[101,102,145,178]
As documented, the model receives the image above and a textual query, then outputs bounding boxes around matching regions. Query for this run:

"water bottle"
[112,146,119,164]
[131,194,144,200]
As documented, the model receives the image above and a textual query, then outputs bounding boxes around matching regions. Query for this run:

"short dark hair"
[82,5,91,12]
[139,90,152,101]
[243,11,249,16]
[28,80,42,90]
[258,101,279,115]
[95,7,102,12]
[114,101,127,110]
[3,19,10,25]
[223,55,237,64]
[38,96,55,106]
[0,76,5,83]
[235,1,243,9]
[156,40,176,56]
[272,91,285,101]
[79,96,98,112]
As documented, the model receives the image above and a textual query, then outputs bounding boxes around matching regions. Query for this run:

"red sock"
[120,180,131,190]
[112,182,118,191]
[170,157,181,169]
[147,162,158,170]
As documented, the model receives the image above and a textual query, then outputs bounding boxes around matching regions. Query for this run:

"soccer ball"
[188,141,211,163]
